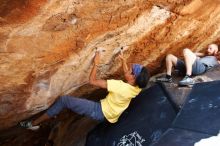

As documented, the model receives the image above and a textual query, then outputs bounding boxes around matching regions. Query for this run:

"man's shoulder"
[107,79,132,87]
[107,79,124,83]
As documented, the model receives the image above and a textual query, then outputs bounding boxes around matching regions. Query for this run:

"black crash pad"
[150,128,211,146]
[159,82,192,110]
[86,84,176,146]
[173,80,220,135]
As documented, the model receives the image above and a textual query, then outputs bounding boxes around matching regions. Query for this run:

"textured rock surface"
[0,111,98,146]
[0,88,106,146]
[0,0,220,145]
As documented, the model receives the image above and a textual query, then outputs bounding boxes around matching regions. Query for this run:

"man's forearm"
[122,59,128,73]
[89,63,97,82]
[195,52,205,57]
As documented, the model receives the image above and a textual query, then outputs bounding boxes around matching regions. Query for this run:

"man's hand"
[94,51,100,65]
[119,51,125,61]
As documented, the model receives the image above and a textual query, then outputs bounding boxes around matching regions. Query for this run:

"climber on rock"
[20,50,150,130]
[156,44,220,86]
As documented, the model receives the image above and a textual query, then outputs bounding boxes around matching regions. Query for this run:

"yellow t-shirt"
[101,79,141,123]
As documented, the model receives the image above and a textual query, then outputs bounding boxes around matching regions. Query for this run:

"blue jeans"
[46,96,105,121]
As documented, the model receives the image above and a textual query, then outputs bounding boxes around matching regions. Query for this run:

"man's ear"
[124,72,130,81]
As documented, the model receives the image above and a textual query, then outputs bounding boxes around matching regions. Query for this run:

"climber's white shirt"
[194,132,220,146]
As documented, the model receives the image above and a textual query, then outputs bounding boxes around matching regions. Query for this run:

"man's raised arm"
[119,51,131,80]
[89,51,107,89]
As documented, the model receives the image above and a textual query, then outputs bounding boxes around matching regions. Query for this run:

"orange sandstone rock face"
[0,0,220,131]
